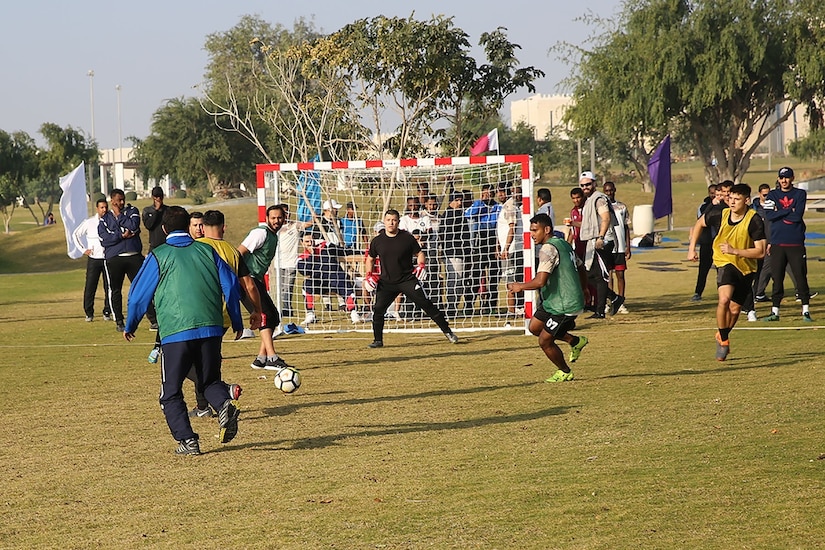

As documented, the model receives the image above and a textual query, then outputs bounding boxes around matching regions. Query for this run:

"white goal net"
[256,155,535,334]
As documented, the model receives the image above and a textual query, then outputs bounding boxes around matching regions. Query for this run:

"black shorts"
[532,308,577,338]
[612,252,627,270]
[716,264,755,306]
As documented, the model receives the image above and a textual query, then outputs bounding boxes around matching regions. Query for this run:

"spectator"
[464,184,501,314]
[311,199,343,245]
[341,201,368,251]
[72,198,112,322]
[142,186,168,251]
[439,191,473,317]
[578,172,623,319]
[98,188,145,332]
[763,166,813,322]
[691,184,717,301]
[497,185,524,315]
[297,234,360,325]
[602,182,631,314]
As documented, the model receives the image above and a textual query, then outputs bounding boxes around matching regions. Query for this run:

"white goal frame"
[256,155,535,335]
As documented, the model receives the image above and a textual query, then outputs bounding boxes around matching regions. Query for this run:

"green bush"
[125,191,137,201]
[174,190,187,199]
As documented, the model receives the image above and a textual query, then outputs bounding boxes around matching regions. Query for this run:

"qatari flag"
[649,135,672,219]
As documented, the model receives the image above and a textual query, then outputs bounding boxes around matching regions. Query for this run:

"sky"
[0,0,623,150]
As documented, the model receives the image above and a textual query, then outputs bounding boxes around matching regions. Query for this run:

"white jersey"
[72,215,105,259]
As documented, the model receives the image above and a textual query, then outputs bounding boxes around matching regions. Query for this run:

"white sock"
[772,307,780,316]
[803,305,810,314]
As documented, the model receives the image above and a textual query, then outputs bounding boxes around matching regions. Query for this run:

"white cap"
[323,199,342,210]
[373,222,385,233]
[580,171,596,182]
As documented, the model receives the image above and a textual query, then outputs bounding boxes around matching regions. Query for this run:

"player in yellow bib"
[688,184,766,361]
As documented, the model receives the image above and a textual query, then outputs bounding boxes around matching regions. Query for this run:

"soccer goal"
[256,155,535,335]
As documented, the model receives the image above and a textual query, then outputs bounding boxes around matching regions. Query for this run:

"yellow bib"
[712,209,758,274]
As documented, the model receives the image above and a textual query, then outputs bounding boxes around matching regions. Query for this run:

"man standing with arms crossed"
[762,167,813,322]
[237,205,294,370]
[99,188,145,333]
[124,206,244,455]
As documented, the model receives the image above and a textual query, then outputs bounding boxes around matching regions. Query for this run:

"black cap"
[151,186,164,198]
[778,167,794,179]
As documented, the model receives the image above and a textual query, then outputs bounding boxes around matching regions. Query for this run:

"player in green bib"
[508,213,590,382]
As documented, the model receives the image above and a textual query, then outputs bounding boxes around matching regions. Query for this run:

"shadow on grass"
[231,402,574,452]
[253,380,542,420]
[591,351,819,380]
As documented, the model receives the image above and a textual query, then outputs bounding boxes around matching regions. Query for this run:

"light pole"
[115,84,122,163]
[87,70,96,201]
[87,70,95,140]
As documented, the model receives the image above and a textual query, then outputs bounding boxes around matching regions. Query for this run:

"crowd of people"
[71,164,816,453]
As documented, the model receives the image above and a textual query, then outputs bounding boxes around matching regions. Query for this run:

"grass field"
[2,158,825,548]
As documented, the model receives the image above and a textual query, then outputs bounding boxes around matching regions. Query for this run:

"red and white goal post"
[255,155,535,335]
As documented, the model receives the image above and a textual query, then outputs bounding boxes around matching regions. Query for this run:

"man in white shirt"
[497,185,524,314]
[72,198,112,322]
[277,204,303,319]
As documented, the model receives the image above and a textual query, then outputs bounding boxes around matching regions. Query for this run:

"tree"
[563,0,825,186]
[132,97,263,197]
[789,129,825,168]
[34,123,98,219]
[0,130,38,232]
[198,16,364,164]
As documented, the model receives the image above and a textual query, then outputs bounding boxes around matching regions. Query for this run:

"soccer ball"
[274,367,301,394]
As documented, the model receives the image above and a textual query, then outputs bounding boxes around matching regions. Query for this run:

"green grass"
[2,157,825,547]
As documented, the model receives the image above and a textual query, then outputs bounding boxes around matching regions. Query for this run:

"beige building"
[509,94,809,155]
[509,94,573,140]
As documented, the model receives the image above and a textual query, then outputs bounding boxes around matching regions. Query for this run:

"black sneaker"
[218,399,240,444]
[175,437,201,455]
[264,356,293,371]
[149,322,159,331]
[754,294,769,302]
[250,358,266,369]
[116,323,125,332]
[610,295,625,316]
[368,340,384,348]
[587,313,606,319]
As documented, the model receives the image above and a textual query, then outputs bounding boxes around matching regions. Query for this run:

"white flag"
[58,162,88,259]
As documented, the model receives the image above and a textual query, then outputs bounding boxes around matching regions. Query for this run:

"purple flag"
[649,135,672,219]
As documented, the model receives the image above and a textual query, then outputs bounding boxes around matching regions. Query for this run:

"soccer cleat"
[610,295,625,316]
[803,312,814,323]
[762,314,780,322]
[218,399,240,444]
[754,294,769,303]
[250,358,267,369]
[188,407,214,418]
[102,314,113,321]
[569,335,589,363]
[587,313,605,320]
[175,437,201,455]
[85,316,93,322]
[149,322,159,331]
[617,304,629,314]
[715,332,730,362]
[228,383,243,400]
[367,340,384,348]
[350,310,361,324]
[445,332,459,344]
[116,323,125,332]
[545,369,574,383]
[264,356,293,371]
[147,347,161,364]
[747,311,758,322]
[691,293,702,302]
